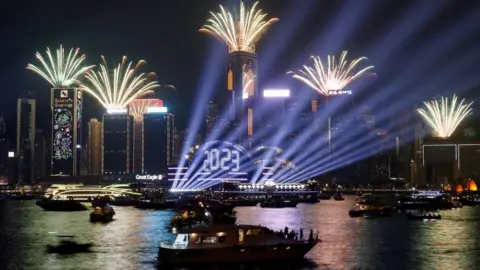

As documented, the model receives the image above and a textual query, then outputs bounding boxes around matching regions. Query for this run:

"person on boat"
[284,226,289,236]
[308,229,314,242]
[300,228,304,239]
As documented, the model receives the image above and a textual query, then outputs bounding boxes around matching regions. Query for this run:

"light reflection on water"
[2,197,480,269]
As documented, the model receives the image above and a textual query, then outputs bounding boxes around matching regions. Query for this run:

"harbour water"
[1,196,480,270]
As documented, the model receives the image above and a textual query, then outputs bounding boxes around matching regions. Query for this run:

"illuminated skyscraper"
[129,99,163,174]
[227,52,259,145]
[200,1,278,145]
[87,118,102,175]
[50,88,82,176]
[102,110,133,175]
[34,129,47,181]
[17,98,36,183]
[143,108,174,174]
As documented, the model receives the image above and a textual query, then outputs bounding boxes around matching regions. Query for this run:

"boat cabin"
[163,224,284,249]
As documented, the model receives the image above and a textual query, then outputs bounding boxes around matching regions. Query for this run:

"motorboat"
[176,201,237,226]
[406,210,442,220]
[222,197,258,207]
[36,198,88,211]
[9,193,34,200]
[318,193,331,200]
[46,236,92,254]
[92,195,136,207]
[396,196,453,211]
[170,209,211,232]
[90,205,115,222]
[159,224,320,265]
[260,196,297,208]
[459,193,480,206]
[135,197,177,210]
[332,192,345,201]
[349,199,392,218]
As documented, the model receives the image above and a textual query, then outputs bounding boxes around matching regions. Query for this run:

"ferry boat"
[49,185,142,202]
[159,224,319,265]
[406,210,442,220]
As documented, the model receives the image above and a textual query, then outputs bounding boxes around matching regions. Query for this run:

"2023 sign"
[202,148,240,172]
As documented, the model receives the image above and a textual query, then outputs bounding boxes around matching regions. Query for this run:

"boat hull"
[159,242,317,265]
[36,200,88,211]
[260,201,298,208]
[90,213,114,222]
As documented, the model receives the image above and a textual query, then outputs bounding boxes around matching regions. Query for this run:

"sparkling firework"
[129,99,163,122]
[199,1,279,53]
[288,51,374,96]
[80,56,160,110]
[27,45,94,87]
[417,94,474,138]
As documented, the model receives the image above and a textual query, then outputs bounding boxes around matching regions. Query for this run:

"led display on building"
[51,88,81,176]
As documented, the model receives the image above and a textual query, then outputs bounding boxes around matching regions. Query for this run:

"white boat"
[50,185,141,202]
[411,190,443,199]
[159,224,319,265]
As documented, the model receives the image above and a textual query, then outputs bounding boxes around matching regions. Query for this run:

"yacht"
[410,190,443,199]
[44,184,85,197]
[159,224,319,265]
[49,185,141,202]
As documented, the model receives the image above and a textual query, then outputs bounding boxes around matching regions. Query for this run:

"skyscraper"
[227,51,259,145]
[102,110,133,175]
[51,88,82,176]
[87,118,102,175]
[17,98,36,184]
[143,109,174,174]
[129,99,163,174]
[0,116,14,185]
[34,129,47,181]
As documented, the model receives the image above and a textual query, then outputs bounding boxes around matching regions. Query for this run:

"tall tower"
[200,1,278,146]
[102,109,133,175]
[143,107,171,174]
[129,99,163,174]
[17,98,36,183]
[87,118,103,175]
[50,88,82,176]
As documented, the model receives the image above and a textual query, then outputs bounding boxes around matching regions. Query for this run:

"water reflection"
[2,197,480,269]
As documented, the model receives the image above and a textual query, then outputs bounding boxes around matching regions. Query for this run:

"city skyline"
[1,1,479,131]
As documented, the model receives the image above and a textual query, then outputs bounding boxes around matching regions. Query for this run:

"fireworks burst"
[129,99,163,122]
[26,45,94,87]
[417,94,474,138]
[80,56,160,110]
[288,51,374,96]
[199,1,279,53]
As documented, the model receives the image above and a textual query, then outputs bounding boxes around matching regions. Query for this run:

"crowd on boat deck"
[265,226,319,242]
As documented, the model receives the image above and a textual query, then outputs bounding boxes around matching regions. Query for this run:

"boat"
[47,185,141,202]
[46,236,92,254]
[406,210,442,220]
[396,194,453,211]
[9,193,34,200]
[260,196,298,208]
[158,224,320,265]
[90,205,115,222]
[349,198,392,218]
[135,197,177,210]
[36,198,88,211]
[92,195,137,207]
[222,197,258,207]
[332,192,345,201]
[318,193,331,200]
[170,209,212,232]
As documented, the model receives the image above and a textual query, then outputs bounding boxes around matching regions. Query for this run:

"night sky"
[1,0,480,140]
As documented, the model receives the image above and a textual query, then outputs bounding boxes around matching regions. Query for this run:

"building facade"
[143,111,174,174]
[17,98,36,183]
[87,118,102,175]
[0,116,14,185]
[34,129,47,181]
[102,112,133,175]
[50,88,82,176]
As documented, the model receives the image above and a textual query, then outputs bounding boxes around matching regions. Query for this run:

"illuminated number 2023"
[203,148,240,172]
